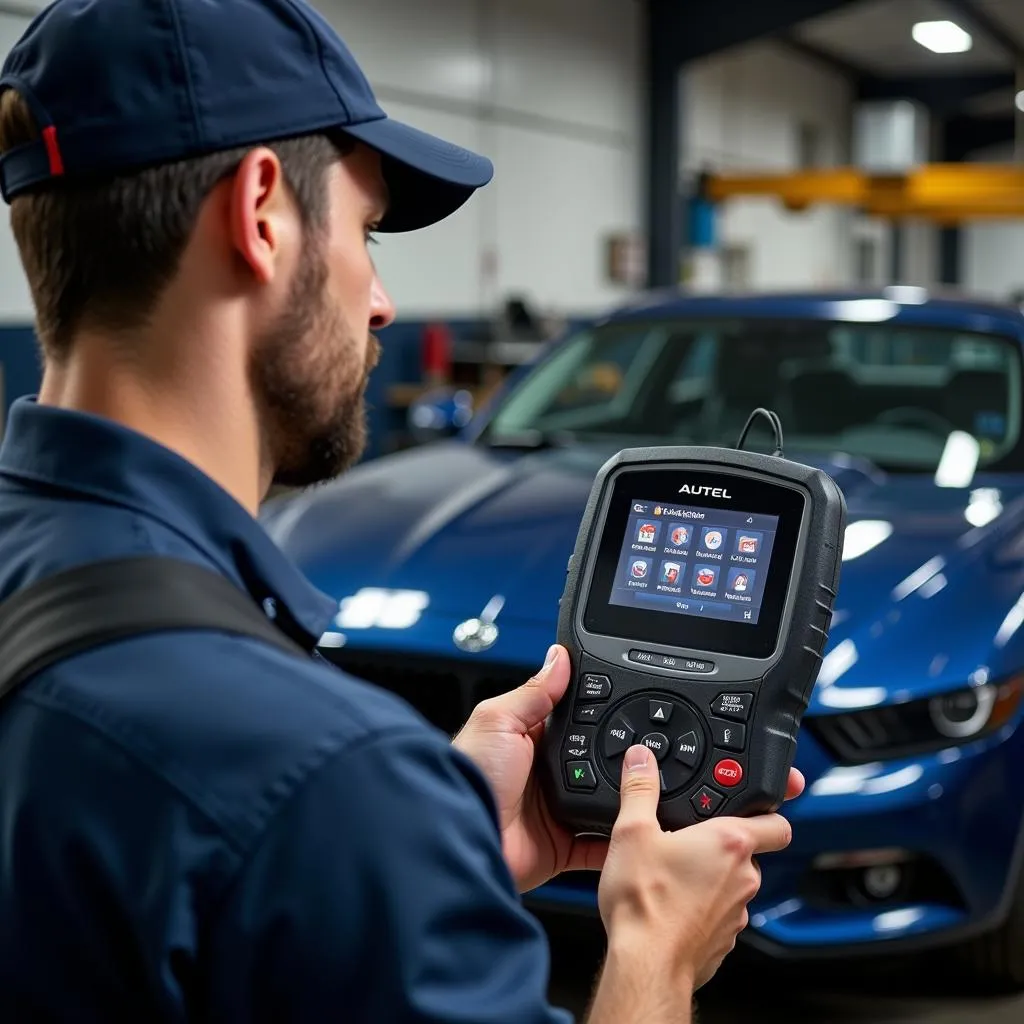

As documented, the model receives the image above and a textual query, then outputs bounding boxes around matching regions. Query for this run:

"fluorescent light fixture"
[335,588,430,629]
[965,487,1003,528]
[934,430,980,488]
[831,299,898,323]
[883,285,929,305]
[816,638,860,688]
[842,519,893,561]
[1016,90,1024,113]
[912,20,972,54]
[892,555,945,601]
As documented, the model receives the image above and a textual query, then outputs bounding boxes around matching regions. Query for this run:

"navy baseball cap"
[0,0,494,232]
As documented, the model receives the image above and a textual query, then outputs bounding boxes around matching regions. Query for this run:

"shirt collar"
[0,396,337,649]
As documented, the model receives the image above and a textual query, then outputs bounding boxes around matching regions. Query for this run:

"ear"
[227,147,296,286]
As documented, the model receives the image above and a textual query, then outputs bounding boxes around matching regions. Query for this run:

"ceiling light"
[1016,91,1024,113]
[912,20,972,54]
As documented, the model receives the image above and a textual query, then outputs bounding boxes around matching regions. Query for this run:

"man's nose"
[369,274,396,331]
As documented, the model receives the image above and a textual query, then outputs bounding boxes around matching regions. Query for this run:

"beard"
[251,235,380,491]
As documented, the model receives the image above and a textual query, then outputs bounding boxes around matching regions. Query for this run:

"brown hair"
[0,89,349,360]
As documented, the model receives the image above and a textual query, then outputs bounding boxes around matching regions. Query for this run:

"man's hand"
[454,643,805,895]
[585,744,800,1022]
[452,644,607,893]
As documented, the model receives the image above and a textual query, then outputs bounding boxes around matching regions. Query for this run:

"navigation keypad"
[595,693,708,795]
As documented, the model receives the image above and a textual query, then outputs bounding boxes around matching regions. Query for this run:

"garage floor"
[543,917,1024,1022]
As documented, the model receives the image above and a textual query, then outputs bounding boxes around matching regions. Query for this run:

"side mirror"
[408,387,475,444]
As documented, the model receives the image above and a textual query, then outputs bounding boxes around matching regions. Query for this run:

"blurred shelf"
[452,339,548,365]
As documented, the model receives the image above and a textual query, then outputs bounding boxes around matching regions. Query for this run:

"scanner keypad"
[594,694,708,795]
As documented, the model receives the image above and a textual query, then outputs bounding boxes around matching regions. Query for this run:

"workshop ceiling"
[793,0,1016,76]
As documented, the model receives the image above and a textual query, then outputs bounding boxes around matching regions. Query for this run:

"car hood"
[263,442,1024,708]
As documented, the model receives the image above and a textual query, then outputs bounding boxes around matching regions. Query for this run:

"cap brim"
[343,117,493,233]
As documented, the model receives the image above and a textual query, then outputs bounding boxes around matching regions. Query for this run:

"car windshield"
[482,316,1024,472]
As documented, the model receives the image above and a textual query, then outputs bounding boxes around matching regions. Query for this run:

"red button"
[713,759,743,788]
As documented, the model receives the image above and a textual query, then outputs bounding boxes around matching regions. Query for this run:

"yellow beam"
[705,164,1024,221]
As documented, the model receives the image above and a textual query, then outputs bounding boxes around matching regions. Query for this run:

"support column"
[889,222,904,284]
[938,227,961,286]
[644,0,682,289]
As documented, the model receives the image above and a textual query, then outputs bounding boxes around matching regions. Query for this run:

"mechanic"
[0,1,802,1021]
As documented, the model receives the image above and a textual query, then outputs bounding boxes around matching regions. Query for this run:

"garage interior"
[3,0,1024,1021]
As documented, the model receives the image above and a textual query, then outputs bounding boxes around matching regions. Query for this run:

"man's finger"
[491,644,570,733]
[734,813,793,856]
[613,744,662,830]
[784,767,805,802]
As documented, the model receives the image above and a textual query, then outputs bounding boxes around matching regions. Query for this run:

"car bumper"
[528,719,1024,958]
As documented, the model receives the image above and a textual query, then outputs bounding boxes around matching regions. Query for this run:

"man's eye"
[366,229,380,245]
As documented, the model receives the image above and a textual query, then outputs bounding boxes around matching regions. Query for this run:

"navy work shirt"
[0,398,572,1023]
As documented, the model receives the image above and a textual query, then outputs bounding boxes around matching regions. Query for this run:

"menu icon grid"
[610,498,779,625]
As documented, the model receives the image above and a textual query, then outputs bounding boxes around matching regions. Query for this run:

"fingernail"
[625,745,650,770]
[542,645,559,670]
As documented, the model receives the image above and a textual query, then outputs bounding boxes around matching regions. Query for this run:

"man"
[0,2,801,1021]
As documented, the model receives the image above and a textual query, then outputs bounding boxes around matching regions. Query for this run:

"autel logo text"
[678,483,732,499]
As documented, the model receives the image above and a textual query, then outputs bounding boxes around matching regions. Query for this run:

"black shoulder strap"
[0,555,308,704]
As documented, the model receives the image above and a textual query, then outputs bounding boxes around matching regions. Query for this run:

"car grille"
[805,701,939,764]
[318,647,529,735]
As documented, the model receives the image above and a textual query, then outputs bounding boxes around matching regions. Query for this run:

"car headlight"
[806,677,1024,765]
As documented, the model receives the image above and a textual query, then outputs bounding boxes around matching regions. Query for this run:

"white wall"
[0,13,36,324]
[0,0,644,323]
[682,41,857,291]
[962,144,1024,301]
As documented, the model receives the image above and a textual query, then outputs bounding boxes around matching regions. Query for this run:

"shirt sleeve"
[203,726,576,1024]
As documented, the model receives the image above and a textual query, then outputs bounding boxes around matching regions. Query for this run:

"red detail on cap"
[713,759,743,788]
[42,126,64,176]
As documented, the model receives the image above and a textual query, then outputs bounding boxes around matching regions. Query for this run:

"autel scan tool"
[540,409,847,834]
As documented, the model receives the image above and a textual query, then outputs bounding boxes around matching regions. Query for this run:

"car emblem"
[453,595,504,653]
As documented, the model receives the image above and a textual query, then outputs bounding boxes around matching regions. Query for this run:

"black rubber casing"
[539,446,847,835]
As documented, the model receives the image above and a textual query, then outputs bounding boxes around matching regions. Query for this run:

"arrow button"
[649,699,674,724]
[602,716,635,758]
[674,730,702,769]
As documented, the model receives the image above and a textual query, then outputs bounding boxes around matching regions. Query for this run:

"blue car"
[261,288,1024,990]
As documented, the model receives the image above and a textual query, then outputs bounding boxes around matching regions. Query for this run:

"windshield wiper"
[484,428,576,450]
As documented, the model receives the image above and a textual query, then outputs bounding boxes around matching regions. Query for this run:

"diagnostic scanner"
[540,410,847,834]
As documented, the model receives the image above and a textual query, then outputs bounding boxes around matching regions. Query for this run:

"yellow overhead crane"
[703,164,1024,223]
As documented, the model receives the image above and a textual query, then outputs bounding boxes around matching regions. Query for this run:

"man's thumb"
[616,744,661,823]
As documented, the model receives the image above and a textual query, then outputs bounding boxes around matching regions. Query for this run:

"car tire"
[955,865,1024,993]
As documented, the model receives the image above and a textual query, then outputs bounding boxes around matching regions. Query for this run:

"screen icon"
[735,530,763,555]
[693,564,719,590]
[668,523,691,548]
[701,527,725,551]
[636,520,660,545]
[727,567,756,592]
[659,560,682,585]
[630,558,651,580]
